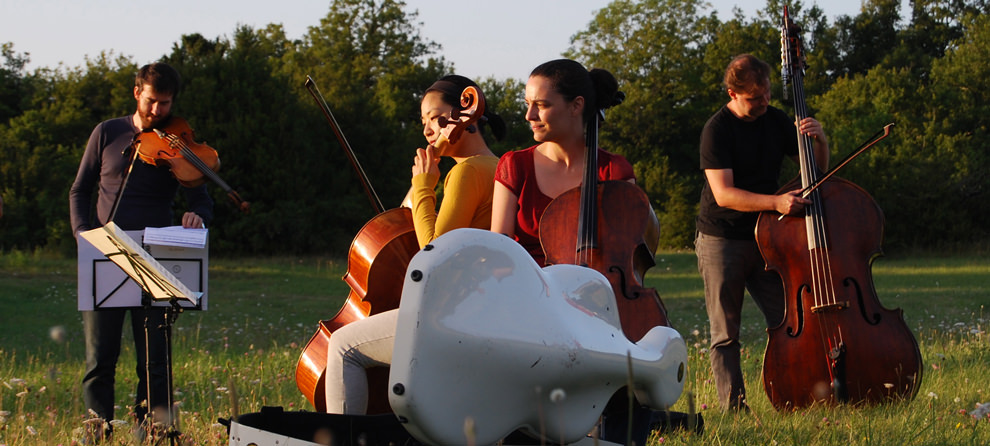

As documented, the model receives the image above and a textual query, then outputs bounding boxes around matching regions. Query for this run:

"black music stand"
[79,223,201,445]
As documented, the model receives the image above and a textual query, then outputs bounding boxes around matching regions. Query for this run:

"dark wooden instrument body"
[134,117,219,188]
[539,92,669,343]
[133,116,250,213]
[541,180,669,341]
[757,7,923,410]
[757,176,922,409]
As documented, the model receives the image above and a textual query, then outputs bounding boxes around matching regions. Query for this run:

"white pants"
[323,309,398,414]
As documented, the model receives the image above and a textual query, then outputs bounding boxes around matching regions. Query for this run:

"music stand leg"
[141,297,183,446]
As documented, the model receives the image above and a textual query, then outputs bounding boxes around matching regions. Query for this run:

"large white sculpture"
[389,228,687,445]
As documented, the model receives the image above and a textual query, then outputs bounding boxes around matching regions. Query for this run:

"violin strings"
[164,133,228,188]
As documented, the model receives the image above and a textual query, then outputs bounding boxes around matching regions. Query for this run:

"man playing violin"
[695,53,828,411]
[69,62,213,442]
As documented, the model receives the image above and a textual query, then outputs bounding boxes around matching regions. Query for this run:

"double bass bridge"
[811,301,850,314]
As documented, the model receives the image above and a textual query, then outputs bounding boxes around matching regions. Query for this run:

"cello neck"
[575,110,601,262]
[305,76,385,215]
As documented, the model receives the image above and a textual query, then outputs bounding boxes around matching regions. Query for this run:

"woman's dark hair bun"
[589,68,623,110]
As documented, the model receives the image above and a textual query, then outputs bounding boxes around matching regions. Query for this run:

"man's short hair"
[723,54,771,94]
[135,62,181,97]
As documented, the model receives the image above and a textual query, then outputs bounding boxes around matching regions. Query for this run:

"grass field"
[0,247,987,445]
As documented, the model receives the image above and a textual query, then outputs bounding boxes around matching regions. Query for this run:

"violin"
[755,7,922,410]
[132,116,250,213]
[539,94,669,343]
[294,76,485,413]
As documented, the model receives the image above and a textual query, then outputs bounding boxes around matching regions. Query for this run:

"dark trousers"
[82,306,170,423]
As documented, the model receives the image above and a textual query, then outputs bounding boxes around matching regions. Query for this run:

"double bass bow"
[756,7,922,410]
[539,91,670,342]
[294,76,486,413]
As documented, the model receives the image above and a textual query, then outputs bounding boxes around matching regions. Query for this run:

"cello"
[294,76,486,412]
[539,90,670,343]
[756,7,922,410]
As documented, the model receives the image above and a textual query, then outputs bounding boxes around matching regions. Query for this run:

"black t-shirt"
[696,105,799,239]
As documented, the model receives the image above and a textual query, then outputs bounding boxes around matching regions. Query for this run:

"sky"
[1,0,898,81]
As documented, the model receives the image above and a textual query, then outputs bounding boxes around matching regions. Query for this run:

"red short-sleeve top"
[494,145,636,266]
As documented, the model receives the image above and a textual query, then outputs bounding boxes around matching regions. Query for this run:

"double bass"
[539,91,669,343]
[756,7,922,410]
[294,77,486,413]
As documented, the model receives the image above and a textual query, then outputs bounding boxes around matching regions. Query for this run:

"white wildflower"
[549,388,566,403]
[49,325,67,344]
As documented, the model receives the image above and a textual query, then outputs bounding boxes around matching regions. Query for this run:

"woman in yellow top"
[407,74,504,247]
[324,74,505,414]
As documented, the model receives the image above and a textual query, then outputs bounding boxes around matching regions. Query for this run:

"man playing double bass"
[695,54,829,411]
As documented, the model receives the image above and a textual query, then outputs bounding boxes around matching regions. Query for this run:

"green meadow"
[0,249,987,445]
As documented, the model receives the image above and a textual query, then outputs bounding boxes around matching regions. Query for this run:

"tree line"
[1,0,988,257]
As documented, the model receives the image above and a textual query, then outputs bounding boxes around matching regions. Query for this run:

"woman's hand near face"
[412,146,441,184]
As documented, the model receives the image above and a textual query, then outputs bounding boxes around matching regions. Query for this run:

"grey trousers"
[323,309,398,414]
[695,231,784,409]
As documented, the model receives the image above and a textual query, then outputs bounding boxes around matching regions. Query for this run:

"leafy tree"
[1,54,136,253]
[919,11,990,246]
[477,76,530,156]
[828,0,902,78]
[0,43,31,123]
[567,0,723,248]
[4,0,990,254]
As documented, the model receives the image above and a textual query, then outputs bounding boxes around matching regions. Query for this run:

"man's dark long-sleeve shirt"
[70,116,213,234]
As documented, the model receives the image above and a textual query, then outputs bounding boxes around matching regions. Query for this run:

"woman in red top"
[491,59,635,266]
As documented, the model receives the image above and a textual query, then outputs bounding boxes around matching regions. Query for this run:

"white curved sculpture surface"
[388,228,686,445]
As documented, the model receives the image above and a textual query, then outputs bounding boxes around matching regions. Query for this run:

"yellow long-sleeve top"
[409,154,498,248]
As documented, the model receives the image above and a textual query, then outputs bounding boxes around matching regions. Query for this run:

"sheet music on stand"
[79,223,202,306]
